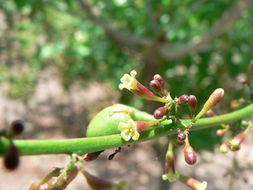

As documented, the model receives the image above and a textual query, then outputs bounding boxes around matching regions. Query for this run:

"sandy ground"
[0,68,253,190]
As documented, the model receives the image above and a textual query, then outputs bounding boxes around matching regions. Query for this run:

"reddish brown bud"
[177,131,186,141]
[4,141,20,170]
[178,94,189,104]
[10,120,24,136]
[188,95,197,116]
[153,106,167,119]
[135,121,150,132]
[153,74,165,89]
[150,80,162,94]
[184,145,197,165]
[205,110,216,117]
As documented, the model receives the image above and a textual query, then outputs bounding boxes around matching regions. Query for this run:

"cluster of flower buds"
[220,122,252,153]
[162,141,204,189]
[177,94,197,117]
[119,70,168,103]
[149,74,167,97]
[2,120,25,170]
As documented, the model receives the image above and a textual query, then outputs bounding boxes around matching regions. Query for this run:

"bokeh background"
[0,0,253,189]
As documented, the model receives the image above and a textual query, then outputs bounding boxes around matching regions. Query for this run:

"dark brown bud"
[153,106,167,119]
[4,141,20,170]
[10,120,24,136]
[177,131,186,141]
[178,94,189,104]
[184,145,197,165]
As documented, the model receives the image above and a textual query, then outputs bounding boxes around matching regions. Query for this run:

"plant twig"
[1,103,253,156]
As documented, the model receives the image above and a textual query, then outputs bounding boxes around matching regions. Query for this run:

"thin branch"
[78,0,249,61]
[78,0,149,50]
[1,103,253,156]
[158,0,250,60]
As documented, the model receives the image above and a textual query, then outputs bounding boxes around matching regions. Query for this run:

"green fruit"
[86,104,133,137]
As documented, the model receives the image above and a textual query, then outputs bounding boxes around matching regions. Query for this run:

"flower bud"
[178,174,207,190]
[178,94,189,104]
[219,143,230,153]
[205,109,216,117]
[153,74,165,89]
[188,95,197,116]
[184,144,197,165]
[10,120,24,136]
[4,141,20,170]
[177,130,186,141]
[195,88,224,121]
[153,106,167,119]
[150,79,163,95]
[230,133,245,148]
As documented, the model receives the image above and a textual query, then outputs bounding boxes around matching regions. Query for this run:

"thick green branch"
[1,103,253,156]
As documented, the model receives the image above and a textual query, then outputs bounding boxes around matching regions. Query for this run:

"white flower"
[119,70,138,90]
[118,120,140,141]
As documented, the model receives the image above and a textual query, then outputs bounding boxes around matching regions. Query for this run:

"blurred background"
[0,0,253,189]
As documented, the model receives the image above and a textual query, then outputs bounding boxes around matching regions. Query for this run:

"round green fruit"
[86,104,134,137]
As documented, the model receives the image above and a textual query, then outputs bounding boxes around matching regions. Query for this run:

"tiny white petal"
[130,70,137,77]
[121,132,131,141]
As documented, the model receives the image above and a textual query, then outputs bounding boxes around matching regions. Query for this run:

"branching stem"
[1,103,253,156]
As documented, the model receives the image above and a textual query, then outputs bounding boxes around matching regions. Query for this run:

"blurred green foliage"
[0,0,252,148]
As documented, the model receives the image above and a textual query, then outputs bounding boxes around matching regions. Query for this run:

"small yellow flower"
[118,120,140,141]
[119,70,138,91]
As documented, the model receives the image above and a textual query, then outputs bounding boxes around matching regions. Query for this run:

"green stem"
[1,103,253,156]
